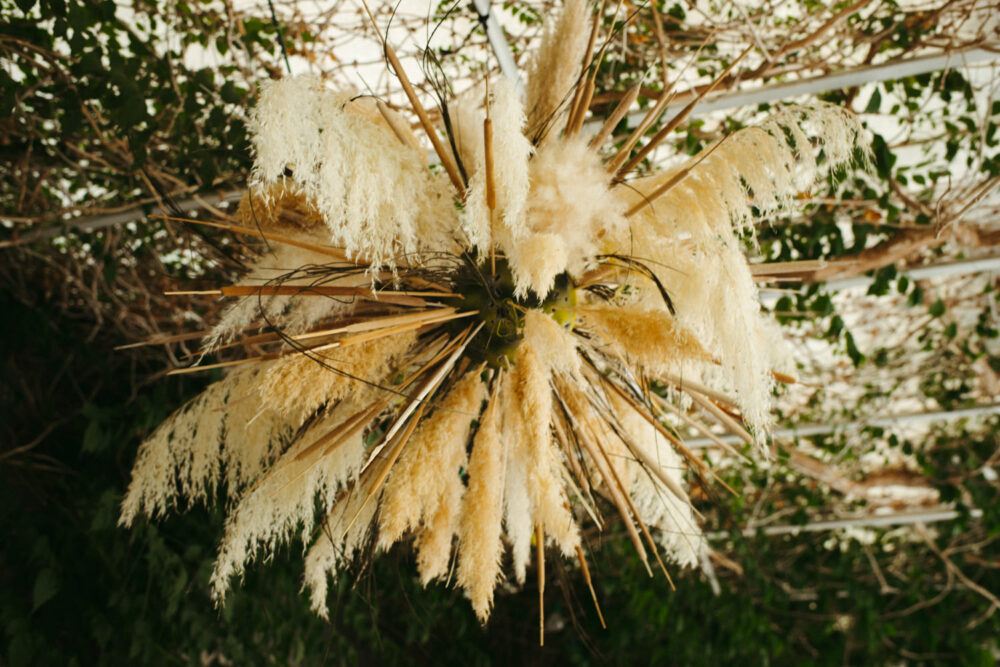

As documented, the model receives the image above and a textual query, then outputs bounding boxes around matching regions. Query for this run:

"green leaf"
[81,418,105,453]
[846,331,865,366]
[865,88,881,113]
[32,568,58,612]
[870,134,896,179]
[929,299,946,317]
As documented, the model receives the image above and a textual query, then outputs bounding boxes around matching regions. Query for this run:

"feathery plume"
[120,9,867,632]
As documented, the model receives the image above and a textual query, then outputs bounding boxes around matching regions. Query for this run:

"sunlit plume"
[119,0,866,629]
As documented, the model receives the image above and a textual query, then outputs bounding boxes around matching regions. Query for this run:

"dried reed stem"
[663,373,739,410]
[568,74,597,137]
[617,46,751,178]
[557,384,650,574]
[651,392,750,463]
[575,545,606,629]
[587,82,641,150]
[687,389,754,446]
[624,136,728,217]
[341,400,427,539]
[536,522,545,647]
[211,285,459,299]
[294,308,456,341]
[603,89,675,175]
[772,370,797,384]
[376,99,421,153]
[586,401,674,586]
[384,43,466,197]
[153,215,353,262]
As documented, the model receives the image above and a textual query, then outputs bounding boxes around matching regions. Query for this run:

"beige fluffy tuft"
[612,103,865,437]
[523,0,590,141]
[210,398,371,602]
[457,383,507,623]
[303,476,379,618]
[457,78,534,252]
[377,371,487,564]
[119,363,289,525]
[514,343,580,557]
[579,303,712,375]
[258,331,417,426]
[506,136,625,297]
[248,76,456,268]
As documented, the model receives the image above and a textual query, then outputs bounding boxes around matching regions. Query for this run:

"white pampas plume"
[578,303,712,375]
[514,343,580,557]
[378,371,486,554]
[119,363,288,524]
[614,397,705,567]
[614,103,866,436]
[505,136,624,297]
[210,398,369,602]
[303,476,379,618]
[523,310,579,378]
[258,331,417,426]
[248,76,453,267]
[500,376,533,584]
[458,78,533,252]
[524,0,590,141]
[457,382,506,623]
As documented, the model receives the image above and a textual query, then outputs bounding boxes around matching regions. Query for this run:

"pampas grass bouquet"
[119,0,865,640]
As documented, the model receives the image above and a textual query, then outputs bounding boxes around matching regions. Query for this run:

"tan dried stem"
[617,46,752,178]
[587,82,641,151]
[575,545,606,629]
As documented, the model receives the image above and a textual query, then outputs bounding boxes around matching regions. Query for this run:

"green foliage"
[3,0,1000,663]
[0,0,260,228]
[3,287,999,664]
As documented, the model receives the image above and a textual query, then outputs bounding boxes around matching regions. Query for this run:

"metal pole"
[683,403,1000,448]
[471,0,525,96]
[1,190,244,247]
[615,45,1000,128]
[706,506,983,539]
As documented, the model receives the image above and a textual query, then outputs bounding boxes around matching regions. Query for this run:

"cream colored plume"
[378,371,487,561]
[258,331,417,426]
[303,476,379,618]
[457,383,506,623]
[514,343,580,557]
[210,398,370,602]
[524,0,590,141]
[119,363,288,525]
[505,136,625,297]
[457,78,533,253]
[615,400,705,567]
[248,76,456,267]
[579,303,712,375]
[613,103,865,436]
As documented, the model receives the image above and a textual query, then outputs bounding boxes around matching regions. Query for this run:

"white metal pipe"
[621,45,1000,127]
[684,403,1000,448]
[471,0,525,96]
[759,254,1000,306]
[706,506,984,539]
[2,189,244,247]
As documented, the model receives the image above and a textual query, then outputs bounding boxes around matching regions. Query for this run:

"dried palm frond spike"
[119,0,867,634]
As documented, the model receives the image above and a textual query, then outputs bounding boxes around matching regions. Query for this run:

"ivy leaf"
[865,88,881,113]
[32,568,58,612]
[870,134,896,179]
